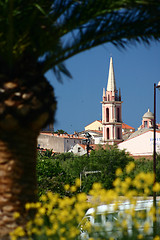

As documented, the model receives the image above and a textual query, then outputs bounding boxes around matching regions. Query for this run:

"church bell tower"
[101,57,123,145]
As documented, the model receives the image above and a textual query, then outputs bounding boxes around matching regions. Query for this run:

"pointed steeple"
[107,57,116,91]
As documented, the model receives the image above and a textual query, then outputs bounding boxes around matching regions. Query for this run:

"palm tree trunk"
[0,126,38,239]
[0,71,56,239]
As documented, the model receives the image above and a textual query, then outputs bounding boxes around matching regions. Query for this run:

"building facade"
[118,129,160,158]
[85,120,103,131]
[101,57,123,145]
[118,109,160,158]
[38,133,86,153]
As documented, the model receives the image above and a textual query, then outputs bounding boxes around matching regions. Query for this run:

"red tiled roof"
[122,123,135,130]
[78,144,86,150]
[88,130,102,134]
[40,132,53,136]
[40,132,86,140]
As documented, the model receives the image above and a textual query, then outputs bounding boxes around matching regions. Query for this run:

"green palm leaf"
[0,0,160,79]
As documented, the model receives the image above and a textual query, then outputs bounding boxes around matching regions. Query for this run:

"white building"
[118,129,160,158]
[68,144,87,156]
[118,109,160,158]
[38,133,86,153]
[79,130,103,145]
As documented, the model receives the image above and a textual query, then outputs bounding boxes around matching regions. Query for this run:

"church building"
[101,57,123,145]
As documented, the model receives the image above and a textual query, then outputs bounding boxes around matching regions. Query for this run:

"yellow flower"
[60,227,66,234]
[113,177,121,187]
[144,187,150,195]
[121,181,129,194]
[77,192,87,202]
[13,226,25,237]
[125,176,132,184]
[10,236,16,240]
[34,202,41,208]
[40,194,47,202]
[75,178,81,187]
[49,214,56,223]
[126,161,135,174]
[52,222,58,232]
[154,236,160,240]
[58,209,70,223]
[92,182,102,190]
[68,227,78,238]
[34,217,44,226]
[60,237,66,240]
[115,168,122,176]
[46,228,53,236]
[64,184,70,191]
[145,173,154,185]
[143,221,150,233]
[70,185,77,192]
[38,207,46,215]
[13,212,20,219]
[138,234,144,239]
[25,203,31,210]
[153,182,160,192]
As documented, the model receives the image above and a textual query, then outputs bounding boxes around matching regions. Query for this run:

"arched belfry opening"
[106,108,109,122]
[107,128,109,139]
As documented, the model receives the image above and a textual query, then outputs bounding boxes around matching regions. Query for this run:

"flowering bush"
[10,162,160,240]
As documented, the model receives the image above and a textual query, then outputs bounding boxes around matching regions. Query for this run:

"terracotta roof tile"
[122,123,135,130]
[40,132,86,140]
[78,144,86,150]
[88,130,103,134]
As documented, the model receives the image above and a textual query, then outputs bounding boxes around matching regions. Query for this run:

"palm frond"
[44,2,160,69]
[0,0,160,80]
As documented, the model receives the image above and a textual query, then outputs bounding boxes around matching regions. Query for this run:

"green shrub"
[37,157,73,197]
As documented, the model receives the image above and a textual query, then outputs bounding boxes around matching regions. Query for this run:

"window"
[117,128,121,139]
[117,108,120,122]
[144,121,148,128]
[106,108,109,122]
[94,214,102,223]
[78,147,81,152]
[105,213,118,222]
[107,128,109,139]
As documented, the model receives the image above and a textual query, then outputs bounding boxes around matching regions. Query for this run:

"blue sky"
[46,42,160,134]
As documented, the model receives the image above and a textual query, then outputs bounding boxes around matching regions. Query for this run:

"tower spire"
[107,57,116,91]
